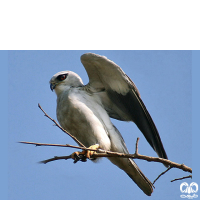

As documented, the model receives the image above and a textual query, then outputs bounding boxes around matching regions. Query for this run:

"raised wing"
[81,53,168,162]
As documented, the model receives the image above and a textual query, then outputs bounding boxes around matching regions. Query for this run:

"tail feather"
[108,157,153,196]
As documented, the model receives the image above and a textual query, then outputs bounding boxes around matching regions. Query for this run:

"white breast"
[56,87,126,153]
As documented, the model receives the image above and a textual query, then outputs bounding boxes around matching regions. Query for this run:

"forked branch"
[38,103,85,148]
[19,139,192,174]
[20,104,192,184]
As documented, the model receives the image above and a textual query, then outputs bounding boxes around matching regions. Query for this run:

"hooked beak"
[50,83,56,91]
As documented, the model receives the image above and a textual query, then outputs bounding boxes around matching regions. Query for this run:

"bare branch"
[39,155,72,164]
[153,166,173,184]
[19,141,97,151]
[19,140,192,174]
[22,104,192,185]
[129,155,192,173]
[135,137,139,155]
[38,103,85,148]
[171,175,192,182]
[93,153,192,173]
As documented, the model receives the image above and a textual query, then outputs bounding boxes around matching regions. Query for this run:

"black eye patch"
[57,73,68,81]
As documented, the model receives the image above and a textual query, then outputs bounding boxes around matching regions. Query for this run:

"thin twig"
[94,153,192,173]
[171,175,192,182]
[19,141,192,173]
[38,104,85,148]
[20,104,192,185]
[39,155,72,164]
[153,166,173,184]
[19,141,96,151]
[135,137,139,155]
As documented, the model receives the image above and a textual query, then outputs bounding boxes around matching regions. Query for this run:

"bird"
[49,53,168,196]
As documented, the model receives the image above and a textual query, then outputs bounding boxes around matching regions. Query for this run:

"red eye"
[60,75,66,80]
[57,74,68,81]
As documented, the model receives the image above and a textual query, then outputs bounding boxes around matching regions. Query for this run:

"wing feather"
[81,53,168,163]
[81,53,140,96]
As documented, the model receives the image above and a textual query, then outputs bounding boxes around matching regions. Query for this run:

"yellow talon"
[71,144,100,163]
[86,144,100,159]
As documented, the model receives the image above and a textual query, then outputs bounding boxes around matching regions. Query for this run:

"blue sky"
[6,50,193,200]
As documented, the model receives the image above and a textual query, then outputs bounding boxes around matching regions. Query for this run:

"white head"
[49,71,84,96]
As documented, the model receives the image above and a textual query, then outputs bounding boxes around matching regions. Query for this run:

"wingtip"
[81,53,96,60]
[81,53,107,63]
